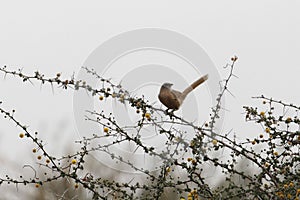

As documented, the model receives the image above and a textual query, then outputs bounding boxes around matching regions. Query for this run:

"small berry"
[74,183,79,189]
[264,162,270,168]
[19,133,24,138]
[35,183,40,188]
[145,113,151,119]
[103,127,109,133]
[231,56,238,61]
[166,167,171,173]
[191,159,197,165]
[37,155,42,160]
[190,141,195,147]
[285,117,292,124]
[46,159,50,164]
[32,148,37,153]
[71,159,77,165]
[212,140,218,145]
[99,96,104,101]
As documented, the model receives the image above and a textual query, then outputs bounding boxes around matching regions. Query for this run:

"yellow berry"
[191,159,197,165]
[35,183,40,188]
[99,96,104,101]
[145,113,151,119]
[56,73,61,77]
[37,155,42,160]
[264,162,270,168]
[212,139,218,145]
[71,159,77,165]
[46,159,50,164]
[259,134,264,138]
[19,133,24,138]
[191,190,197,194]
[103,127,109,133]
[265,128,270,133]
[289,182,294,187]
[285,117,292,123]
[166,167,171,173]
[32,148,37,153]
[74,183,79,189]
[276,191,282,196]
[119,97,125,103]
[190,141,195,147]
[273,151,279,156]
[260,111,265,116]
[187,158,193,162]
[251,140,256,145]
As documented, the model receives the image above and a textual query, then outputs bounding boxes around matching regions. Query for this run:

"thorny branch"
[0,56,299,199]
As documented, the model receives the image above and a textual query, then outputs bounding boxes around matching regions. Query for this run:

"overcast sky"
[0,1,299,197]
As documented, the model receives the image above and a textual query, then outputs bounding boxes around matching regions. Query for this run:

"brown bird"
[158,74,208,111]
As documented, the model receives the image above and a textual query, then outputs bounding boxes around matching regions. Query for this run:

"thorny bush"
[0,56,299,200]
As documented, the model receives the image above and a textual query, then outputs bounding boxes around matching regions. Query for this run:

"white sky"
[0,0,299,198]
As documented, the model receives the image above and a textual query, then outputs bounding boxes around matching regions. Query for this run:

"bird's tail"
[181,74,208,99]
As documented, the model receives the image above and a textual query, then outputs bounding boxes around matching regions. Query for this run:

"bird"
[158,74,208,111]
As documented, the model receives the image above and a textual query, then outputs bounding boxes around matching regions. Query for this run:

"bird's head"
[161,83,173,89]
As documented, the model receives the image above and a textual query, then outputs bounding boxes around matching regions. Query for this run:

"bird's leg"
[165,109,175,119]
[165,108,170,114]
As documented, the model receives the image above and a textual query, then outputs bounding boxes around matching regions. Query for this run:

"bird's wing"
[171,89,183,104]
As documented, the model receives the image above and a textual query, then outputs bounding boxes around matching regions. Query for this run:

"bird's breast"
[158,88,181,110]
